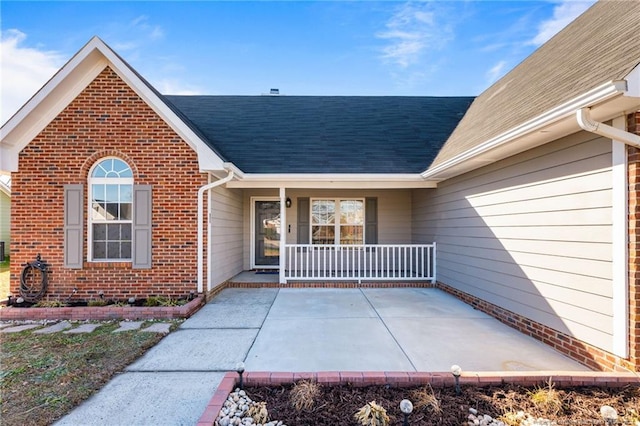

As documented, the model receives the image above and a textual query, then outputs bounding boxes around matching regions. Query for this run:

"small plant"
[354,401,389,426]
[144,296,186,307]
[622,408,640,426]
[87,298,108,307]
[527,378,563,416]
[290,380,320,411]
[247,401,268,424]
[144,296,165,307]
[497,410,526,426]
[410,384,442,415]
[33,299,66,308]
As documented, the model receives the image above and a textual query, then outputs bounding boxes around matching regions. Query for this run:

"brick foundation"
[197,371,640,426]
[437,282,636,372]
[205,280,435,302]
[0,295,205,321]
[9,67,208,301]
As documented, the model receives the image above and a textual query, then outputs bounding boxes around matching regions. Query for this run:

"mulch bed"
[246,383,639,425]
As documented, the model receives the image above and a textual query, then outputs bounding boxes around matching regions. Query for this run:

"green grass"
[0,320,180,426]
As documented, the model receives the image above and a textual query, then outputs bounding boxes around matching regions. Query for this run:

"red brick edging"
[197,370,640,426]
[0,295,205,321]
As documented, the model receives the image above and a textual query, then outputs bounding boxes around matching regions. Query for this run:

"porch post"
[279,187,286,284]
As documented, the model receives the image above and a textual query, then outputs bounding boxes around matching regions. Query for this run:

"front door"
[255,200,281,266]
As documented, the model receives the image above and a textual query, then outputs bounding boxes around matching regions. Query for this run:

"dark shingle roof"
[431,0,640,169]
[164,96,473,174]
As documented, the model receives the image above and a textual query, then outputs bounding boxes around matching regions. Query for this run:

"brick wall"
[628,110,640,372]
[10,66,208,301]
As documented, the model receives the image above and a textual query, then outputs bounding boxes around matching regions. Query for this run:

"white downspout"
[577,108,640,147]
[577,107,636,358]
[197,170,234,294]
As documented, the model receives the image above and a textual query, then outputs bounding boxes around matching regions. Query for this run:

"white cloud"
[110,15,164,52]
[377,2,453,69]
[486,60,507,84]
[530,0,595,46]
[154,78,203,96]
[0,30,65,125]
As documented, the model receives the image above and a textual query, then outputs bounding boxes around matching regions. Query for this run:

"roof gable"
[165,95,473,174]
[0,37,224,172]
[429,0,640,174]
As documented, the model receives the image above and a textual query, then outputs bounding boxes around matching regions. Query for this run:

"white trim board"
[611,116,629,358]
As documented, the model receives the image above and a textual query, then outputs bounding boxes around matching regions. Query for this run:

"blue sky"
[0,0,596,124]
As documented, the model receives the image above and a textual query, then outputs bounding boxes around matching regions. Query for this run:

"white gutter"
[422,80,628,179]
[576,107,640,147]
[197,170,234,293]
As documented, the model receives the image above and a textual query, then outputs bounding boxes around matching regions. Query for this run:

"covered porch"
[282,243,435,283]
[228,188,436,284]
[205,184,437,288]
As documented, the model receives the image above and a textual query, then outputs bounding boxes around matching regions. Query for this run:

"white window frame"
[310,198,365,245]
[87,157,134,262]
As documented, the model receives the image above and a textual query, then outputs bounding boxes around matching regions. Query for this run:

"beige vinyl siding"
[413,131,615,352]
[243,189,412,269]
[0,192,9,257]
[210,186,244,287]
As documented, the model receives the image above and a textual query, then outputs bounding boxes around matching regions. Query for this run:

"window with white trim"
[311,199,364,245]
[88,158,133,260]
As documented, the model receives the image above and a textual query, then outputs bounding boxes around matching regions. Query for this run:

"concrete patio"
[55,287,588,426]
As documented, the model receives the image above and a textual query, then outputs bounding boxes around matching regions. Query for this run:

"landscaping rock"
[34,320,72,334]
[216,389,285,426]
[64,323,101,334]
[141,322,171,333]
[112,321,143,333]
[0,323,42,333]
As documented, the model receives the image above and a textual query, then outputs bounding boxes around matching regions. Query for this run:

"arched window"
[88,158,133,260]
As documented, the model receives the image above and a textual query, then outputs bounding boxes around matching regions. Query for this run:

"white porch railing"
[283,243,436,283]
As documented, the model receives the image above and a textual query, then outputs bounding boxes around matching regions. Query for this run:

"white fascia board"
[0,37,225,172]
[87,40,225,172]
[226,173,438,189]
[1,43,108,171]
[625,62,640,97]
[421,80,628,180]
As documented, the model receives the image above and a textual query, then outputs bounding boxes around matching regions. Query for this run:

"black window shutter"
[365,198,378,244]
[297,197,310,244]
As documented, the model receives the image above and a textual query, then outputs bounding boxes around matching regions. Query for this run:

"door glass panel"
[255,201,280,266]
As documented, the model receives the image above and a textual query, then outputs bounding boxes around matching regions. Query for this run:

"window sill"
[84,261,132,269]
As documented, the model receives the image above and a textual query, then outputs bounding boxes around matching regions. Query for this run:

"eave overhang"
[421,80,639,181]
[222,173,437,189]
[0,37,224,173]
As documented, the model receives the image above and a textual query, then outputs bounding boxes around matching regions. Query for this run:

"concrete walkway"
[55,287,588,426]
